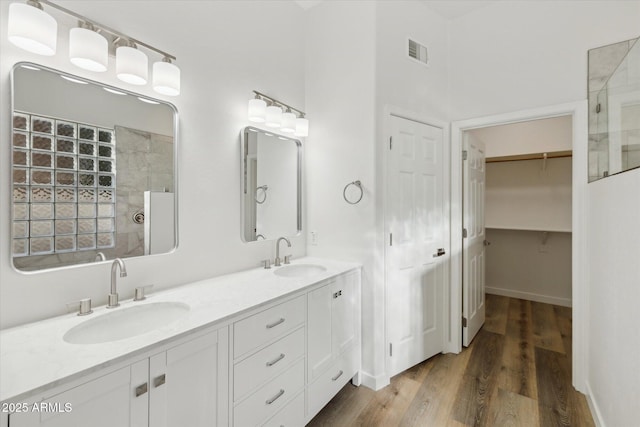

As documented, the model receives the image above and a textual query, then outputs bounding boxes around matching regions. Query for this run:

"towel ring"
[343,180,363,205]
[255,185,268,204]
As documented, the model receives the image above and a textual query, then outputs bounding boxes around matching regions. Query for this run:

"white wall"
[587,168,640,426]
[485,229,572,307]
[303,0,378,383]
[305,0,450,388]
[448,2,640,426]
[449,1,640,120]
[485,157,573,232]
[471,116,573,158]
[0,1,307,328]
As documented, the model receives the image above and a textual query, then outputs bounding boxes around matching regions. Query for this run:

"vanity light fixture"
[116,40,148,85]
[265,104,283,128]
[152,57,181,96]
[248,90,309,136]
[7,0,181,96]
[248,96,267,123]
[281,109,297,133]
[69,22,108,72]
[294,116,309,137]
[7,1,57,56]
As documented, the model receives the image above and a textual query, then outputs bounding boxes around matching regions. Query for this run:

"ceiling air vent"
[408,39,428,66]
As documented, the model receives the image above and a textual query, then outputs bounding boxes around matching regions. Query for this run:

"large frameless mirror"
[11,63,178,272]
[588,37,640,181]
[241,127,301,242]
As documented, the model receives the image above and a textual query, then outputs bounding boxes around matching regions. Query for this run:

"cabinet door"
[150,329,227,427]
[39,366,135,427]
[332,273,357,356]
[307,281,333,380]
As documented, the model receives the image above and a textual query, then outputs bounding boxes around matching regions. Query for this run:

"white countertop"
[0,257,360,402]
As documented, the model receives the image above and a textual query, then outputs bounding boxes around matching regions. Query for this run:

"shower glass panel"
[588,37,640,181]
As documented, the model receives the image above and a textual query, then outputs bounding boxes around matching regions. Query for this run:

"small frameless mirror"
[10,63,178,272]
[241,127,301,242]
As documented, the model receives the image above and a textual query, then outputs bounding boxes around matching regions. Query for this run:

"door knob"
[433,248,446,257]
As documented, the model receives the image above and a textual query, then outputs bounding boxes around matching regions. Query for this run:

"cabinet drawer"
[262,390,305,427]
[308,348,359,420]
[234,359,305,427]
[234,327,305,401]
[234,295,305,358]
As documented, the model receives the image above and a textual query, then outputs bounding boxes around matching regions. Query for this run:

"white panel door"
[462,133,486,346]
[386,115,445,378]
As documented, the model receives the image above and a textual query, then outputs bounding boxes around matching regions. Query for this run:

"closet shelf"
[485,225,571,233]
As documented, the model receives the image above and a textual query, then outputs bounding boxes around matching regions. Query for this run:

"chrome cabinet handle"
[153,374,166,388]
[266,318,285,329]
[331,370,344,381]
[135,383,148,397]
[266,389,285,405]
[266,353,285,367]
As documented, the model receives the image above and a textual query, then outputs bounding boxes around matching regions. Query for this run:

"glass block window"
[12,111,116,256]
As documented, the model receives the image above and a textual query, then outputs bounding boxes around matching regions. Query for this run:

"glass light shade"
[8,3,57,56]
[69,28,108,72]
[153,61,181,96]
[116,46,148,85]
[265,105,283,128]
[281,112,296,133]
[248,98,267,122]
[294,117,309,137]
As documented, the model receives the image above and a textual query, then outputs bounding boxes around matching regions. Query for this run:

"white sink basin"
[63,302,190,345]
[273,264,327,278]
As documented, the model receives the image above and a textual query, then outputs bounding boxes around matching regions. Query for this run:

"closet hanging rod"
[486,150,572,164]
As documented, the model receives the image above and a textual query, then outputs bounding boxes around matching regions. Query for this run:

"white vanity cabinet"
[6,328,228,427]
[306,271,360,420]
[231,295,306,426]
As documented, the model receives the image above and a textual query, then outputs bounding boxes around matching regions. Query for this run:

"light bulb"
[153,60,180,96]
[69,27,108,72]
[116,46,148,85]
[281,111,296,133]
[248,98,267,122]
[8,3,57,56]
[265,105,283,128]
[294,117,309,137]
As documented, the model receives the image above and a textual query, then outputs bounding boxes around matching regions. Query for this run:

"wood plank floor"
[308,295,594,427]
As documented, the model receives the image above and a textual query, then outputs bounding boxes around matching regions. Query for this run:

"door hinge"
[390,233,393,246]
[462,228,468,238]
[462,150,468,161]
[390,343,393,356]
[389,136,393,150]
[462,317,467,327]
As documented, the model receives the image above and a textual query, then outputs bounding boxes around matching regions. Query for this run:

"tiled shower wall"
[115,126,174,259]
[14,126,173,270]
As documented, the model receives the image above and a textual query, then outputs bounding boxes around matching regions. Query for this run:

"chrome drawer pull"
[332,370,344,381]
[266,318,285,329]
[135,383,148,397]
[266,353,285,367]
[154,374,166,388]
[266,389,285,405]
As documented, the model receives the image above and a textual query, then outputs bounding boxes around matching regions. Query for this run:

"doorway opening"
[450,101,589,392]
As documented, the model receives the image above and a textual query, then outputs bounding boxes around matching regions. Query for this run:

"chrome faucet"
[95,252,106,262]
[274,237,291,267]
[107,258,127,308]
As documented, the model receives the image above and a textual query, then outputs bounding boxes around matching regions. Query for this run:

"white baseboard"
[585,381,605,427]
[485,286,572,307]
[359,370,390,391]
